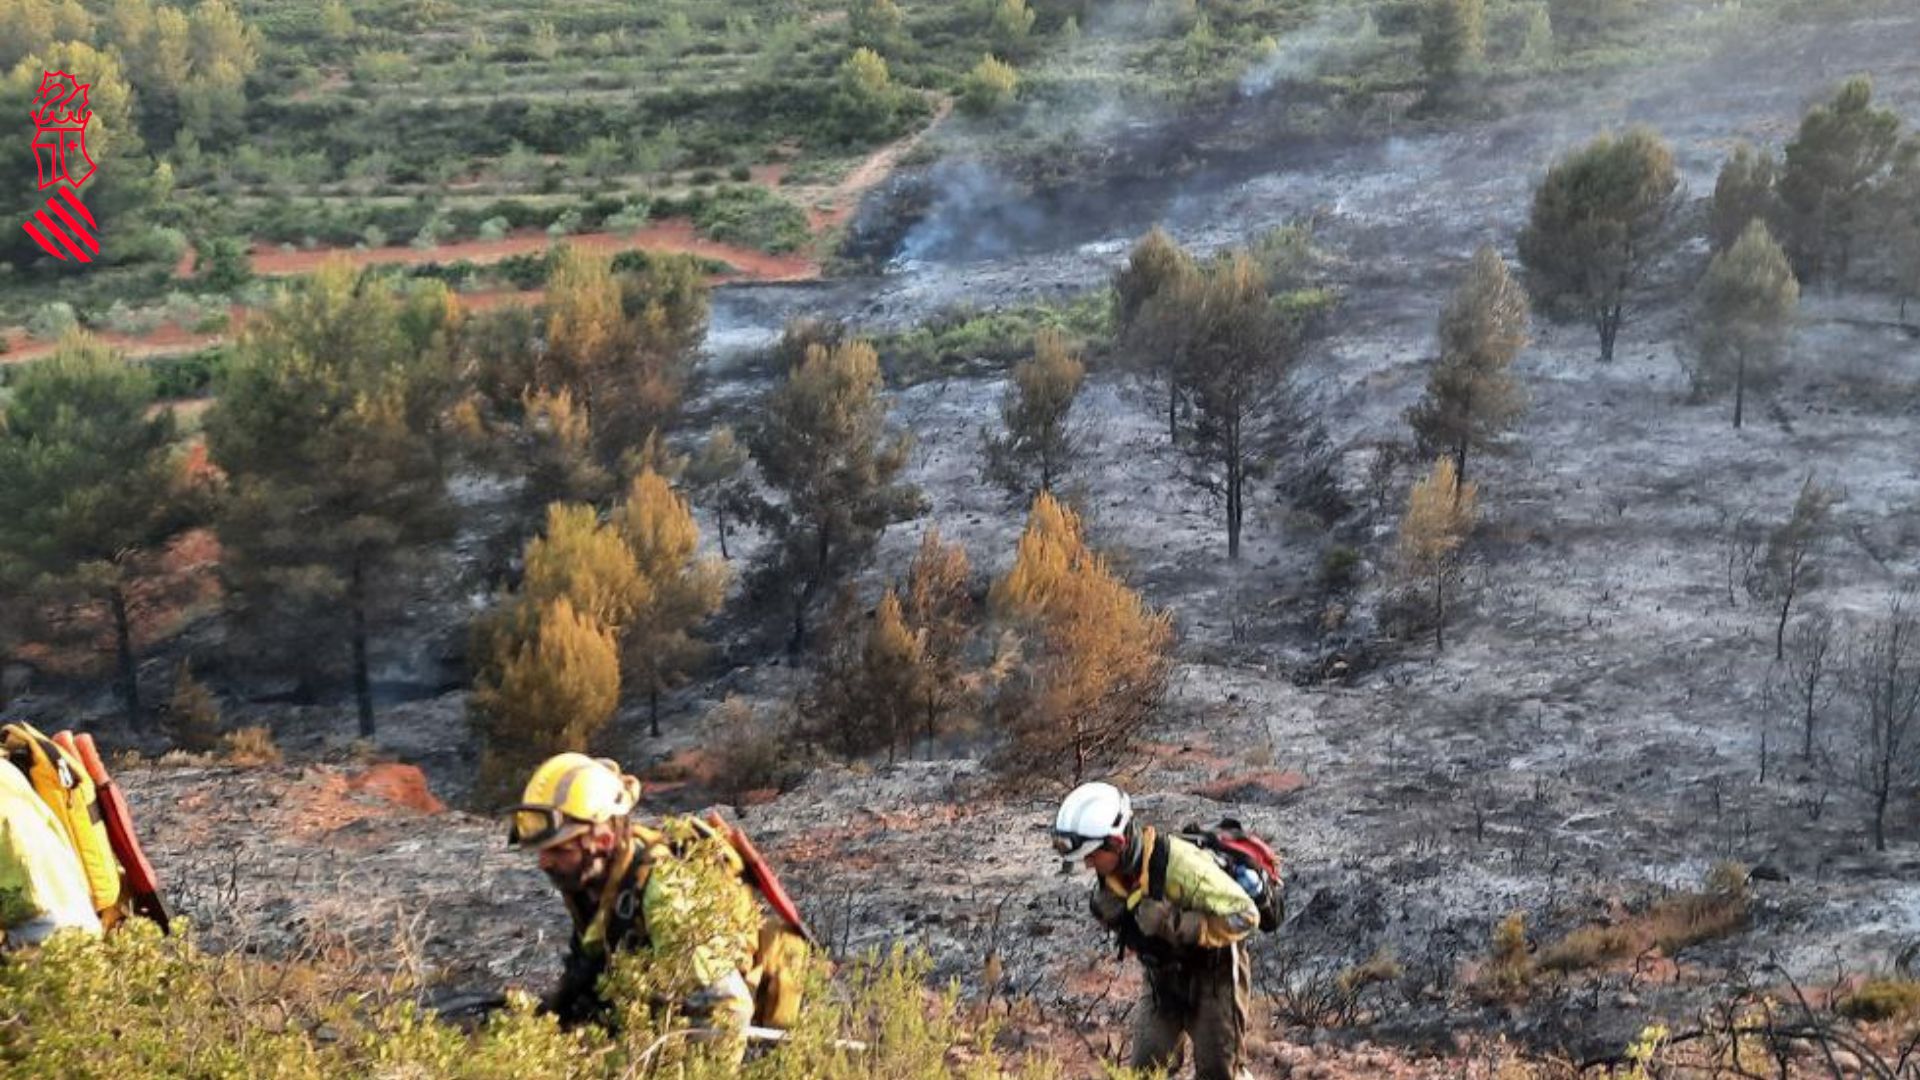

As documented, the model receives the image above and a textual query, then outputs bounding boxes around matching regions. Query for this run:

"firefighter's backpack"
[2,723,122,922]
[688,812,817,1029]
[1177,819,1286,933]
[0,754,103,944]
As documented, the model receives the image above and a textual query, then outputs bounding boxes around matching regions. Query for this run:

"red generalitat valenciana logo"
[23,70,101,264]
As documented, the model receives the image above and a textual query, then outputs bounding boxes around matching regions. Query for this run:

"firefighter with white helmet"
[1054,781,1260,1080]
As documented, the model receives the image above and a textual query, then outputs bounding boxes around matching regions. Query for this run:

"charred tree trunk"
[1873,775,1890,852]
[1733,354,1746,430]
[787,524,833,657]
[924,691,938,759]
[1775,593,1794,664]
[108,585,143,729]
[1225,415,1243,562]
[351,561,375,739]
[1804,689,1818,760]
[1598,304,1623,363]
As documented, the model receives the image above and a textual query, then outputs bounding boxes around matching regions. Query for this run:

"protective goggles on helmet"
[506,804,593,850]
[1051,829,1115,860]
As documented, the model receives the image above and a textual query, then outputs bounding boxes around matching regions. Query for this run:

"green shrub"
[104,300,163,336]
[146,347,229,398]
[1319,546,1361,589]
[478,216,511,241]
[603,202,653,234]
[684,186,810,253]
[0,913,1060,1079]
[495,251,556,289]
[961,54,1019,115]
[875,292,1111,384]
[27,301,78,341]
[412,211,455,250]
[194,235,254,293]
[830,48,903,144]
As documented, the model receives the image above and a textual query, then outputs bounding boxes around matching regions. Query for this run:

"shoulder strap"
[579,839,641,954]
[1146,832,1171,902]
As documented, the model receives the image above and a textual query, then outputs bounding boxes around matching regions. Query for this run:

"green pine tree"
[1518,127,1679,362]
[205,260,459,737]
[1692,219,1799,429]
[745,339,920,654]
[0,333,199,726]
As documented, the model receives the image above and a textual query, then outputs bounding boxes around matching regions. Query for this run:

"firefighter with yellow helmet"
[508,752,756,1045]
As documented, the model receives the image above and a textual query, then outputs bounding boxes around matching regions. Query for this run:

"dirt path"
[803,96,953,231]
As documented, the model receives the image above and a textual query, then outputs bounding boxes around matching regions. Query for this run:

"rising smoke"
[1238,9,1388,98]
[889,2,1389,269]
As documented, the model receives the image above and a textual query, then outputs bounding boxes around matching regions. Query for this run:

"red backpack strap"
[1217,834,1281,878]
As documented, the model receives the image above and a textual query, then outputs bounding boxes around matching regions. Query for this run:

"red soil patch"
[2,315,235,366]
[285,764,444,837]
[1192,769,1310,804]
[1133,738,1235,775]
[345,763,446,815]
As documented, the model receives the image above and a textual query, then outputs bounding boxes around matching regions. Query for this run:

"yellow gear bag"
[680,813,814,1029]
[747,920,812,1030]
[2,724,122,921]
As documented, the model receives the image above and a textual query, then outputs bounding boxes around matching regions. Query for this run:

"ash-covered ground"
[81,5,1920,1070]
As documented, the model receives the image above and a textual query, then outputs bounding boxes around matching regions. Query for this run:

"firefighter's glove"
[1132,897,1207,948]
[1089,884,1128,930]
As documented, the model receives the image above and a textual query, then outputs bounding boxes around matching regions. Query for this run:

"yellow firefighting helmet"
[507,753,639,850]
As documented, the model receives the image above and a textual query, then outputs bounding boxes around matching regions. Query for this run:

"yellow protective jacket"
[0,760,103,947]
[547,817,758,1029]
[1099,827,1259,954]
